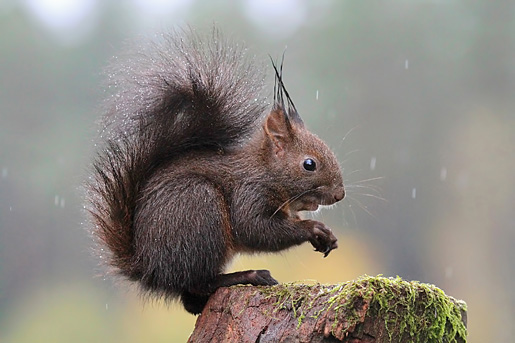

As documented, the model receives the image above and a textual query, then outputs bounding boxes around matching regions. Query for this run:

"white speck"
[411,188,417,199]
[1,167,7,178]
[456,171,469,189]
[445,266,453,279]
[440,167,447,181]
[405,59,409,69]
[370,156,376,171]
[315,90,319,100]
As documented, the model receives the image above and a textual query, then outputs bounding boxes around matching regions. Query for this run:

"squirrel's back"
[86,29,268,281]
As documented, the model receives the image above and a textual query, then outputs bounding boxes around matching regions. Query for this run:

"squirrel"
[86,29,345,315]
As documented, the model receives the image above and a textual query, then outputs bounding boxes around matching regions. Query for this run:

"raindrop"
[370,156,376,171]
[440,167,447,181]
[60,198,66,208]
[445,266,453,279]
[315,90,319,100]
[456,171,469,189]
[405,59,409,70]
[55,195,59,206]
[1,167,7,178]
[411,188,416,199]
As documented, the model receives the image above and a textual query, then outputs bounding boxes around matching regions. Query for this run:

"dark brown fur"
[86,29,344,314]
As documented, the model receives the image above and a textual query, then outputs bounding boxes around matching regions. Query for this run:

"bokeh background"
[1,1,514,342]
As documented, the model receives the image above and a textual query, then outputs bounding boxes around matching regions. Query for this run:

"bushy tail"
[85,29,268,279]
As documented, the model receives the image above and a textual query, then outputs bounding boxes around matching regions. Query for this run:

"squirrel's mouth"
[290,186,345,213]
[302,202,320,212]
[290,196,325,212]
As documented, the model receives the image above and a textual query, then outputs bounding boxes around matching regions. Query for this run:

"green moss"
[253,275,467,343]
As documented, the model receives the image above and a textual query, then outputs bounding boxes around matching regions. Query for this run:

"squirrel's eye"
[303,158,317,172]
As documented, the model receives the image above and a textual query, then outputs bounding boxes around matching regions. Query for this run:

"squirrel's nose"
[334,186,345,202]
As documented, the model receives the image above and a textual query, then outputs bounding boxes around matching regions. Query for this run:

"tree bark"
[188,275,467,343]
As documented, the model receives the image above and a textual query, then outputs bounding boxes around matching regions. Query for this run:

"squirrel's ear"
[264,109,293,156]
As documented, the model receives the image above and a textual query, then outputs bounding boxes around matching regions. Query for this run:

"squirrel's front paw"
[308,222,338,257]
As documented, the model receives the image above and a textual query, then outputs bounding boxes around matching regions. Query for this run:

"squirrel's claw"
[323,240,338,258]
[309,222,338,257]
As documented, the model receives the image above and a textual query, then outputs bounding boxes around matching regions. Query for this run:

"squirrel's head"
[262,61,345,214]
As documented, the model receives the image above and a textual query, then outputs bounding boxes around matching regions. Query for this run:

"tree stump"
[188,275,467,343]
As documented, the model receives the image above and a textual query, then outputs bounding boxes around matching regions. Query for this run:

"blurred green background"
[1,1,514,342]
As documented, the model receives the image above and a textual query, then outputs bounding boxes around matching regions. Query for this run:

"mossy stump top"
[188,275,467,343]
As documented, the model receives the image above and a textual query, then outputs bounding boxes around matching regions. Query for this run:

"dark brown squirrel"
[86,29,345,315]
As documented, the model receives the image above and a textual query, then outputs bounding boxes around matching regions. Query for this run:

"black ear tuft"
[270,55,304,128]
